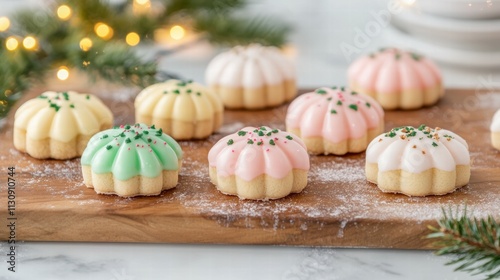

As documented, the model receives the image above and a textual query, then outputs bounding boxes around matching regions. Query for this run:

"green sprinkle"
[227,139,234,145]
[177,81,186,86]
[147,138,152,143]
[62,92,69,100]
[238,131,247,136]
[49,103,61,112]
[272,129,279,133]
[125,138,132,143]
[258,131,265,137]
[102,134,109,139]
[349,104,358,111]
[125,125,131,129]
[395,53,401,60]
[187,79,193,83]
[330,109,337,114]
[408,131,417,137]
[86,95,90,100]
[143,131,149,135]
[257,141,263,146]
[337,100,343,106]
[340,86,345,91]
[286,135,293,140]
[266,132,272,136]
[113,126,119,129]
[187,89,192,94]
[316,89,327,95]
[387,131,397,138]
[410,53,421,61]
[38,95,47,99]
[173,89,180,94]
[253,129,258,133]
[331,86,338,90]
[106,145,112,150]
[150,125,156,129]
[432,142,438,147]
[269,139,275,146]
[247,139,254,144]
[134,134,142,140]
[351,91,358,95]
[260,126,267,131]
[70,104,75,108]
[418,124,426,131]
[326,97,332,101]
[163,90,168,94]
[365,102,371,108]
[196,92,201,96]
[120,132,126,137]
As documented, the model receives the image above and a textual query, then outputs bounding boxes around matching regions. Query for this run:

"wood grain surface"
[1,88,499,249]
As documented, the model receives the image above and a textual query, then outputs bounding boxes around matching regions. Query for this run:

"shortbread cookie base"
[365,163,470,196]
[13,124,111,160]
[288,123,384,155]
[491,131,500,151]
[136,112,223,140]
[349,83,443,110]
[210,79,296,109]
[209,167,307,200]
[82,165,179,197]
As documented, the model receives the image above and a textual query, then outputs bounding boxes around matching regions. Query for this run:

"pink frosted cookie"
[366,125,470,196]
[208,126,309,200]
[286,86,384,155]
[348,48,444,110]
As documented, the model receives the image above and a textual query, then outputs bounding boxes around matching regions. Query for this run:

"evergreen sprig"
[0,0,290,118]
[427,207,500,279]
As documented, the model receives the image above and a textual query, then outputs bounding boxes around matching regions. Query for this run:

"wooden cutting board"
[1,88,499,249]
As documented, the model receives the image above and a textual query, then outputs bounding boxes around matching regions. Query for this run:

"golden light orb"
[169,25,185,40]
[23,36,37,50]
[57,66,70,81]
[57,5,72,20]
[0,17,10,32]
[5,36,19,51]
[79,37,93,51]
[94,22,113,40]
[126,32,141,46]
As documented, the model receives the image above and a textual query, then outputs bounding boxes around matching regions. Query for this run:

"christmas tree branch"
[427,207,500,279]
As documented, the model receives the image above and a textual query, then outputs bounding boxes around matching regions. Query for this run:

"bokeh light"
[94,22,114,40]
[5,37,19,51]
[23,36,38,50]
[169,25,185,40]
[57,5,72,21]
[79,37,93,51]
[0,17,10,32]
[126,32,140,46]
[57,66,70,81]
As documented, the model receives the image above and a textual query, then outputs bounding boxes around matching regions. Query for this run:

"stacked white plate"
[388,0,500,69]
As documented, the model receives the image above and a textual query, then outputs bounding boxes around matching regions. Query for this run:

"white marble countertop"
[2,1,499,279]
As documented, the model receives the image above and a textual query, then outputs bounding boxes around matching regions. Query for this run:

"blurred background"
[1,0,500,116]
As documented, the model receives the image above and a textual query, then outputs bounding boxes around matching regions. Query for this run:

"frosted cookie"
[491,109,500,150]
[13,91,113,160]
[286,86,384,155]
[135,79,223,140]
[81,123,183,197]
[208,126,309,200]
[348,48,444,110]
[366,125,470,196]
[205,44,296,109]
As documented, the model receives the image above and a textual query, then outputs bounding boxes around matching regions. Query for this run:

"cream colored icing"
[14,91,113,142]
[348,48,442,94]
[285,87,384,143]
[205,44,295,88]
[208,126,310,181]
[366,125,469,173]
[134,79,223,122]
[81,123,183,181]
[490,109,500,132]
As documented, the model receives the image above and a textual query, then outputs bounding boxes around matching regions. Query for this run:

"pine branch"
[427,207,500,279]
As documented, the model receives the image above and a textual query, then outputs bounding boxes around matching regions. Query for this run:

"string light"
[79,37,93,51]
[23,36,38,50]
[57,5,72,21]
[169,25,185,40]
[94,22,113,40]
[56,66,70,81]
[0,17,10,32]
[5,37,19,51]
[126,32,140,46]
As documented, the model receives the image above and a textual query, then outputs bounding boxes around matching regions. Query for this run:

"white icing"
[366,126,470,173]
[490,109,500,132]
[205,44,295,88]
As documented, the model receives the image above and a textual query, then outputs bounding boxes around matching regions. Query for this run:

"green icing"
[81,123,183,181]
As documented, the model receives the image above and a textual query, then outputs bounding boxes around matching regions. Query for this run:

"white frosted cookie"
[205,44,296,109]
[13,91,113,159]
[366,125,470,196]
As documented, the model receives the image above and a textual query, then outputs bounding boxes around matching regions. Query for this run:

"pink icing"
[208,126,310,181]
[348,48,442,94]
[286,87,384,143]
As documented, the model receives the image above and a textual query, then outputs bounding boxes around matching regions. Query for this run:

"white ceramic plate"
[384,26,500,69]
[417,0,500,20]
[391,8,500,51]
